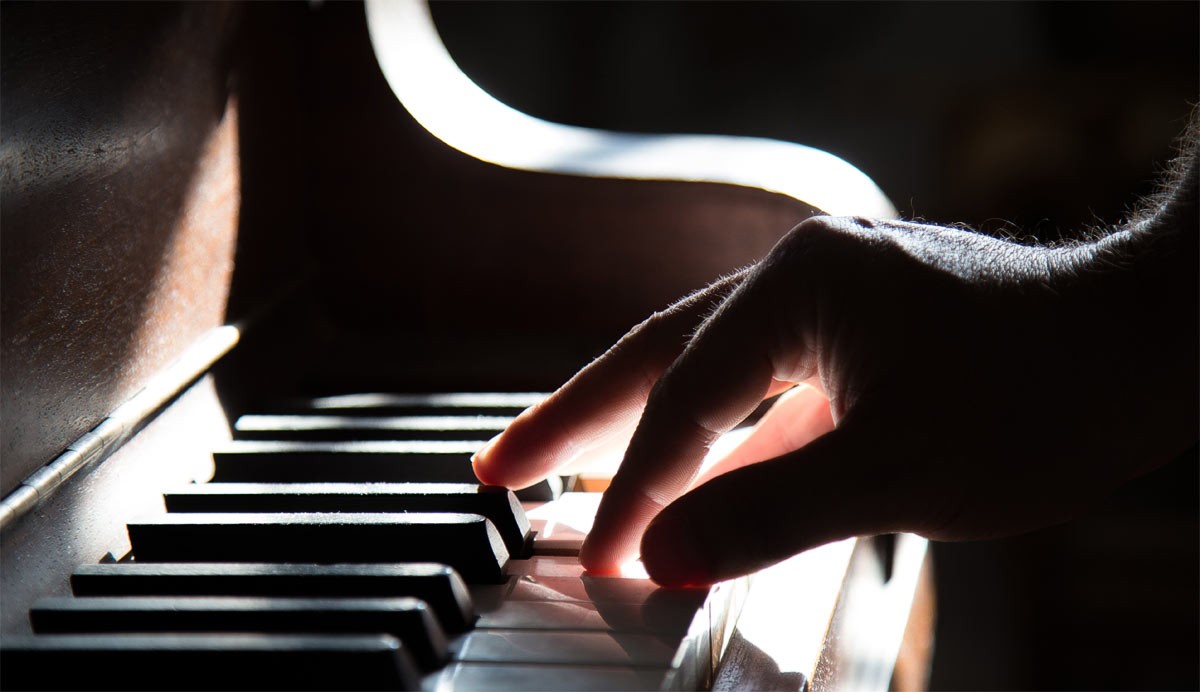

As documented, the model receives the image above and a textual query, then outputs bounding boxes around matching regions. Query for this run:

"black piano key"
[274,392,543,417]
[29,596,448,670]
[210,440,481,483]
[127,512,510,583]
[209,441,563,500]
[233,414,512,441]
[163,483,532,557]
[0,633,419,691]
[70,562,475,632]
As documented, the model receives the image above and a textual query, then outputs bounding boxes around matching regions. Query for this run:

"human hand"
[473,214,1196,587]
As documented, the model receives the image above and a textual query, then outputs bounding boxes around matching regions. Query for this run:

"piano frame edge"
[0,374,232,636]
[712,534,933,692]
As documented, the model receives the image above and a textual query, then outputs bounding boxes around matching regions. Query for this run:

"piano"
[0,1,931,689]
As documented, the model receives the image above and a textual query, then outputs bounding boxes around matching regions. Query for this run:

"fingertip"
[578,537,613,574]
[469,433,503,485]
[581,486,668,576]
[470,463,500,487]
[470,431,501,463]
[640,511,715,588]
[579,528,642,576]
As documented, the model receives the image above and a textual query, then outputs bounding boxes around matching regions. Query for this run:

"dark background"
[429,2,1199,689]
[433,1,1197,238]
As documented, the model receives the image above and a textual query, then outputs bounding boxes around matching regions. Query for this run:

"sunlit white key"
[525,492,600,555]
[450,630,680,666]
[423,662,671,692]
[476,599,697,635]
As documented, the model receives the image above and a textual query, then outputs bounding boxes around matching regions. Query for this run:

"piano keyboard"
[0,393,746,691]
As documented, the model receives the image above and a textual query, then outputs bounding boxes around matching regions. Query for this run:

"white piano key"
[527,522,587,555]
[504,555,586,578]
[469,577,743,690]
[525,492,601,556]
[472,575,711,617]
[449,630,681,666]
[423,662,671,692]
[503,555,651,580]
[475,600,617,631]
[476,599,696,635]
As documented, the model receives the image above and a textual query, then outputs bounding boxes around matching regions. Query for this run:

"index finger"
[472,270,750,490]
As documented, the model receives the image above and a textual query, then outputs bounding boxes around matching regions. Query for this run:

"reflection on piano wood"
[1,0,930,689]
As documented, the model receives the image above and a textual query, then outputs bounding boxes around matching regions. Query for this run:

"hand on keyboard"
[474,169,1196,587]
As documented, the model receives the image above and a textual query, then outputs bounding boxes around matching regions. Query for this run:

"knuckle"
[650,374,722,441]
[769,216,881,273]
[613,309,676,364]
[629,308,669,338]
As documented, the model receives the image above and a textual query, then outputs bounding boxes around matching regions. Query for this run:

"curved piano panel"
[234,0,897,394]
[365,0,895,220]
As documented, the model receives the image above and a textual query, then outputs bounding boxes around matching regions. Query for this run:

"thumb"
[639,418,927,587]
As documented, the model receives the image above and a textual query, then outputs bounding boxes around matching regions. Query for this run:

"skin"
[473,115,1198,588]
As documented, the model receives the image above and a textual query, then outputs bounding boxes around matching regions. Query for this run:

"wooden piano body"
[1,2,930,689]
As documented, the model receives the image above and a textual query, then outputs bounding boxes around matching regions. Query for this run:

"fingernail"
[470,433,504,485]
[470,432,502,465]
[640,511,713,588]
